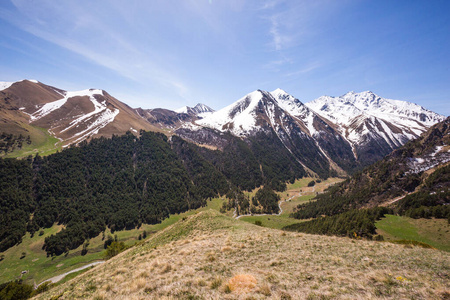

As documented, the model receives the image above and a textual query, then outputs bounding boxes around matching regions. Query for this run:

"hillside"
[292,117,449,217]
[34,210,450,299]
[0,80,157,153]
[286,117,449,239]
[0,129,312,257]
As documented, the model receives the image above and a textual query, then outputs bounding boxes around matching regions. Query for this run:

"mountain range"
[178,88,445,173]
[0,79,445,175]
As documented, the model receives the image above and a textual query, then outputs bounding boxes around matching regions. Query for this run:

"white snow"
[193,103,214,113]
[0,79,40,91]
[31,89,104,121]
[406,143,450,174]
[26,88,118,145]
[175,106,189,114]
[270,89,319,136]
[69,107,119,144]
[60,90,110,133]
[431,145,444,157]
[176,103,214,115]
[0,81,15,91]
[306,91,445,149]
[31,98,68,121]
[197,90,262,136]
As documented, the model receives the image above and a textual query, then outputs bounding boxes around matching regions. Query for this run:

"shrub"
[105,241,127,258]
[0,280,34,300]
[35,282,52,294]
[391,240,434,249]
[374,235,384,241]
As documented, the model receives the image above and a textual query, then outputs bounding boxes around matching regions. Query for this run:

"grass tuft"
[210,277,222,289]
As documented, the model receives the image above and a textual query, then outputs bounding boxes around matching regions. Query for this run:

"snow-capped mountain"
[182,89,357,176]
[306,91,446,163]
[176,103,214,117]
[178,89,444,175]
[0,80,156,146]
[197,89,330,138]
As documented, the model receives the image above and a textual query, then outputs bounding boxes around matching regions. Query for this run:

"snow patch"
[175,106,189,114]
[31,89,104,121]
[0,81,15,91]
[431,145,444,157]
[406,144,450,174]
[69,107,119,144]
[0,79,40,91]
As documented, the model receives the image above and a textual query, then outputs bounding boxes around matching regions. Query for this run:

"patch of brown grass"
[227,274,257,294]
[221,246,232,252]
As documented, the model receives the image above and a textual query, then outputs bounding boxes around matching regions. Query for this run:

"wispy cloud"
[259,0,280,11]
[284,62,322,77]
[268,14,293,51]
[2,0,191,100]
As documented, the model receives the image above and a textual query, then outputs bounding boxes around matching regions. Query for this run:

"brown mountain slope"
[1,80,63,111]
[0,80,159,149]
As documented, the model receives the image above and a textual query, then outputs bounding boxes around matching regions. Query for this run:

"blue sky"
[0,0,449,115]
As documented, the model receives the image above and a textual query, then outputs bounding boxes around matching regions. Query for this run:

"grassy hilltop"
[34,210,449,300]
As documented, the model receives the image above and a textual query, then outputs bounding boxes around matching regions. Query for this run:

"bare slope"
[0,80,158,150]
[34,210,449,300]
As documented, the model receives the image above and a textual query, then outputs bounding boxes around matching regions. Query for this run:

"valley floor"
[34,210,449,300]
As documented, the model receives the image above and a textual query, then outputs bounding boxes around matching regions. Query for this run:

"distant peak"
[270,88,299,104]
[271,88,287,94]
[194,103,214,113]
[175,103,214,115]
[343,91,356,96]
[0,79,40,91]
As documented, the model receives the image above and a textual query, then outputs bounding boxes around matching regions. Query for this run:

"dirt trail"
[381,194,409,207]
[35,261,104,288]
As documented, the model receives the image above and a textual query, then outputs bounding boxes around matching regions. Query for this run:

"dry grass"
[227,274,257,294]
[34,210,450,300]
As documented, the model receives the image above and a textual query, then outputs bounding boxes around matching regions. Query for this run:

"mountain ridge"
[1,79,445,176]
[175,103,214,116]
